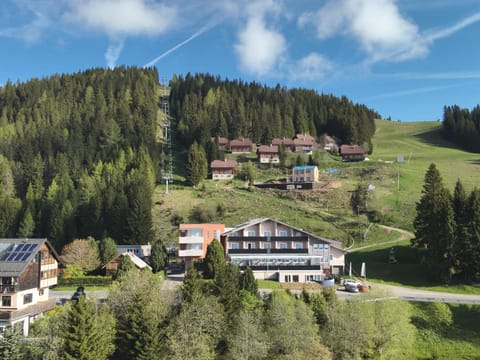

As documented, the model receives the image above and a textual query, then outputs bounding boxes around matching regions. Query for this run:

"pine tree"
[202,239,225,279]
[452,179,469,276]
[98,237,118,265]
[150,240,167,273]
[465,188,480,281]
[113,254,136,280]
[186,141,207,187]
[413,164,455,280]
[240,266,258,295]
[63,296,115,360]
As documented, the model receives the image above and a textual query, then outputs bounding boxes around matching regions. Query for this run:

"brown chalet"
[230,138,253,153]
[340,145,365,161]
[271,137,294,151]
[257,145,279,164]
[211,159,236,180]
[0,238,62,335]
[210,136,229,151]
[293,134,315,154]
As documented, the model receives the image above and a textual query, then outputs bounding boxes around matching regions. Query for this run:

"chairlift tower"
[160,76,173,193]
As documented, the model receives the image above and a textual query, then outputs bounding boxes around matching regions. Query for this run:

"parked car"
[343,280,360,293]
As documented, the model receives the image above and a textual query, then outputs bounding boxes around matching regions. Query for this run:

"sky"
[1,0,480,121]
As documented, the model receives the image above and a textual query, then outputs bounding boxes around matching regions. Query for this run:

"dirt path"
[348,224,414,252]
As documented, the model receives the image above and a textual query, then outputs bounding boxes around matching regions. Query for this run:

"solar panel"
[0,242,39,262]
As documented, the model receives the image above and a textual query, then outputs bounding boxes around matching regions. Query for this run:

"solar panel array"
[0,243,38,262]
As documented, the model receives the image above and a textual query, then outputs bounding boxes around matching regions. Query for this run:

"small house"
[230,138,253,153]
[289,165,319,183]
[211,159,236,180]
[271,137,294,151]
[104,252,152,277]
[257,145,279,164]
[340,145,365,161]
[293,134,315,154]
[210,136,229,151]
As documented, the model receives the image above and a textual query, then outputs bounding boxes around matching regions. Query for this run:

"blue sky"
[1,0,480,121]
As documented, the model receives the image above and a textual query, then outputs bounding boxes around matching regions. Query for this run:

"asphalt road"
[50,276,480,305]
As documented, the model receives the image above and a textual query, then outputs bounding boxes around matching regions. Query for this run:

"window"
[279,242,287,249]
[230,242,239,249]
[284,275,291,282]
[1,296,11,307]
[329,254,333,261]
[247,243,256,250]
[313,244,319,250]
[247,230,256,237]
[279,230,287,237]
[39,289,44,296]
[23,294,33,305]
[295,231,303,237]
[263,242,271,249]
[324,244,330,250]
[295,243,302,249]
[263,231,271,237]
[293,275,299,282]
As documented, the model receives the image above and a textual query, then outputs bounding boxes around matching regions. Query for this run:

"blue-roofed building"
[288,165,319,183]
[0,238,62,335]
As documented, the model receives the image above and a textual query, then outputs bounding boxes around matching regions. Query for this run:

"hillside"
[154,119,480,246]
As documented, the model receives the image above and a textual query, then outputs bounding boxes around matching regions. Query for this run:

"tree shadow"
[413,127,472,152]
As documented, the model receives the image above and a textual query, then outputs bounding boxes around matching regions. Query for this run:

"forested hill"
[0,67,160,250]
[170,73,380,151]
[442,104,480,152]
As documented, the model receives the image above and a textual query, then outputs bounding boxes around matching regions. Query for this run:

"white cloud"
[234,11,286,76]
[105,40,124,68]
[289,53,334,80]
[63,0,178,37]
[424,11,480,42]
[299,0,427,62]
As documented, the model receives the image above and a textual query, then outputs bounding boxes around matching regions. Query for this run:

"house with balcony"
[211,159,236,180]
[178,224,225,268]
[230,138,253,153]
[221,218,345,283]
[0,238,62,335]
[271,137,294,151]
[293,134,316,154]
[340,144,365,161]
[257,144,279,164]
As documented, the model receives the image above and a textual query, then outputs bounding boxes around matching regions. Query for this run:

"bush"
[58,275,112,287]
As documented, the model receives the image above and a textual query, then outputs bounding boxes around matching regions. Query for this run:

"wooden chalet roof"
[257,145,279,154]
[211,159,237,169]
[230,138,253,147]
[211,136,228,146]
[271,137,294,146]
[340,145,365,155]
[295,133,315,143]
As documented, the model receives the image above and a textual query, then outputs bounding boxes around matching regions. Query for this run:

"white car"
[343,280,360,293]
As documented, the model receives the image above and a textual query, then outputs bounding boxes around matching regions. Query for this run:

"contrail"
[144,23,214,68]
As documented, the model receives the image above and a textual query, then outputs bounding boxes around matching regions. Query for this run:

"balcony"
[179,236,204,245]
[228,236,308,242]
[0,285,18,294]
[178,249,203,257]
[228,248,308,254]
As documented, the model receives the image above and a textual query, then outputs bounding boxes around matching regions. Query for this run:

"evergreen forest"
[442,104,480,152]
[170,73,379,150]
[0,67,160,250]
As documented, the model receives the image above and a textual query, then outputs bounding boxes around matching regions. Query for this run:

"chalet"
[340,145,365,161]
[210,136,229,151]
[271,137,294,151]
[230,138,253,153]
[221,218,345,282]
[257,145,279,164]
[293,134,315,154]
[0,238,62,335]
[323,134,340,152]
[104,252,152,277]
[178,224,225,268]
[211,159,236,180]
[289,165,319,183]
